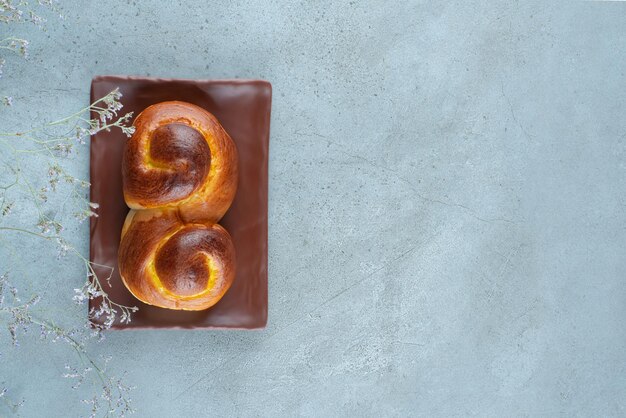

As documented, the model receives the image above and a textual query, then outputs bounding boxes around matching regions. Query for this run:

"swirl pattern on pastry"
[118,101,238,311]
[122,101,238,223]
[119,209,236,310]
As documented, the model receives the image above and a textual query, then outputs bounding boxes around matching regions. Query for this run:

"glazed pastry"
[118,101,238,310]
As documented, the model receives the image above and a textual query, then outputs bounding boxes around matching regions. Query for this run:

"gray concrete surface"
[1,1,625,416]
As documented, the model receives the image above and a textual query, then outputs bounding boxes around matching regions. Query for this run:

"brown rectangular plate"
[89,76,271,329]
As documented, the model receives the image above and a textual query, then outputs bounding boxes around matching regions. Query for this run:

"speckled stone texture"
[0,1,625,417]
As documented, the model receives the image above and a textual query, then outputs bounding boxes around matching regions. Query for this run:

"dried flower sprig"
[0,0,62,77]
[0,37,29,58]
[0,89,135,236]
[0,0,61,28]
[0,272,135,416]
[0,88,138,325]
[2,4,136,414]
[0,383,24,415]
[0,89,137,415]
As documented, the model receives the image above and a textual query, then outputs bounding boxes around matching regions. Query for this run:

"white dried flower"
[0,80,136,413]
[2,202,13,215]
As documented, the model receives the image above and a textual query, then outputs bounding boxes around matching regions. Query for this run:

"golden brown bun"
[119,102,238,310]
[119,209,236,310]
[122,101,238,224]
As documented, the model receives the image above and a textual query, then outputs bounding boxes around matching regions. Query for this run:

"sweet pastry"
[118,101,238,310]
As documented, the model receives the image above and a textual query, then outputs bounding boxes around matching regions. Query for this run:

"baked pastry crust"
[118,101,238,310]
[122,101,238,223]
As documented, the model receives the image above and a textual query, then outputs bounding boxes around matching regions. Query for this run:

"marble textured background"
[1,1,625,416]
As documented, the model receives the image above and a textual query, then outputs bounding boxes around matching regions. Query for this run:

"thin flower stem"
[0,227,136,315]
[0,226,54,240]
[0,172,19,190]
[29,318,114,412]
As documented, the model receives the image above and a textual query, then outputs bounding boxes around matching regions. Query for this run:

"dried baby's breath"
[0,89,137,416]
[1,3,136,414]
